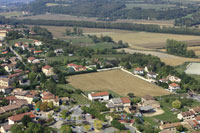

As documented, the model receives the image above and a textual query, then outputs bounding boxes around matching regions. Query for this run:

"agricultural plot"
[68,69,171,97]
[121,48,200,66]
[185,63,200,75]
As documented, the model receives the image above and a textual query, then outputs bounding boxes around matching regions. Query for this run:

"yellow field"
[122,48,200,66]
[68,69,171,97]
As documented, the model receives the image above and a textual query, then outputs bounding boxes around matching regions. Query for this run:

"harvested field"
[68,69,171,97]
[185,63,200,75]
[121,48,200,66]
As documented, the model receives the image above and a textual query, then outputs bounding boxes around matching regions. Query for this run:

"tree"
[84,124,91,131]
[22,115,32,127]
[125,61,131,69]
[61,110,68,119]
[40,102,48,111]
[10,124,24,133]
[127,93,134,98]
[35,101,42,109]
[31,65,38,73]
[60,125,72,133]
[111,119,126,130]
[172,100,181,109]
[94,120,102,131]
[65,28,71,36]
[48,101,54,109]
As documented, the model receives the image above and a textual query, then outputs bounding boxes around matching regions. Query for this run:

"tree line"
[2,16,200,36]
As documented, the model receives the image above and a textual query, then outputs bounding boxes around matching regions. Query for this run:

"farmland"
[185,63,200,75]
[121,48,200,66]
[0,12,23,18]
[68,69,171,97]
[39,26,200,50]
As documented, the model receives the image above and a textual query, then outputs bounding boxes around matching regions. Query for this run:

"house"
[106,97,131,112]
[34,40,42,46]
[133,67,144,75]
[187,120,200,130]
[0,30,7,40]
[41,91,60,106]
[8,112,35,125]
[34,50,43,54]
[159,78,168,84]
[168,83,180,92]
[177,110,195,120]
[19,79,30,86]
[141,95,160,109]
[139,105,154,113]
[67,63,87,72]
[14,42,23,47]
[88,91,109,101]
[167,75,181,83]
[141,95,155,103]
[190,106,200,115]
[5,96,18,105]
[0,77,13,93]
[147,72,157,79]
[54,49,64,55]
[159,122,182,132]
[42,65,54,76]
[28,57,36,63]
[0,124,11,133]
[14,91,37,104]
[4,63,17,73]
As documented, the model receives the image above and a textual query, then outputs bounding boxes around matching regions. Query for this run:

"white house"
[8,112,35,125]
[168,83,180,92]
[34,40,42,46]
[27,57,36,63]
[147,72,157,79]
[177,110,195,120]
[167,75,181,83]
[134,67,144,75]
[88,91,109,101]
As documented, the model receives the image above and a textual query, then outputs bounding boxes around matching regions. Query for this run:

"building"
[106,97,131,112]
[159,122,182,132]
[88,91,109,101]
[42,65,54,76]
[0,30,7,40]
[190,106,200,115]
[8,112,35,125]
[27,57,36,63]
[168,83,180,92]
[34,40,42,46]
[147,72,157,79]
[41,91,59,106]
[139,105,154,113]
[0,124,11,133]
[141,95,155,103]
[177,110,195,120]
[0,77,13,93]
[67,63,87,72]
[14,91,36,104]
[167,75,181,83]
[133,67,144,75]
[54,49,64,55]
[4,64,17,73]
[187,120,200,130]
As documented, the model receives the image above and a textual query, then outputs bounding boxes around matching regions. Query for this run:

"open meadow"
[0,12,23,18]
[68,69,171,97]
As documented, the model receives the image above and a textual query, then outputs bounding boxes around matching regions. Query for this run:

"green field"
[125,4,175,10]
[87,42,119,50]
[0,12,23,18]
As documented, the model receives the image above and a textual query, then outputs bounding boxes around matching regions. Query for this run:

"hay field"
[121,48,200,66]
[68,69,171,97]
[185,63,200,75]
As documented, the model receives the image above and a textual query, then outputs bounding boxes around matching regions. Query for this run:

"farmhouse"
[41,91,60,106]
[177,110,195,120]
[168,83,180,92]
[88,91,109,101]
[67,63,87,72]
[106,97,131,112]
[159,122,182,132]
[42,65,54,76]
[8,112,35,125]
[133,67,144,75]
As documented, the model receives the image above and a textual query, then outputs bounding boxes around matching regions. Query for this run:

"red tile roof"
[28,57,35,61]
[134,67,143,71]
[5,96,18,101]
[121,97,131,104]
[42,65,52,70]
[91,91,109,97]
[169,83,179,87]
[8,112,35,122]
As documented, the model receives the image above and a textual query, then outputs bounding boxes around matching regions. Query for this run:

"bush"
[111,120,126,130]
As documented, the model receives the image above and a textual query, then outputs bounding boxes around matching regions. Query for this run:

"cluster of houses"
[133,67,181,92]
[160,106,200,132]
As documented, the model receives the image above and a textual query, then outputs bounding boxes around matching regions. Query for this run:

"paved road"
[9,46,25,65]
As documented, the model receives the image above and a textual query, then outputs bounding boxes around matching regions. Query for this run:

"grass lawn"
[57,84,77,90]
[70,37,93,44]
[87,42,119,50]
[143,116,158,126]
[8,38,34,46]
[92,54,127,59]
[71,94,91,105]
[47,56,79,63]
